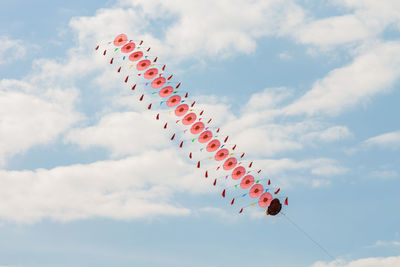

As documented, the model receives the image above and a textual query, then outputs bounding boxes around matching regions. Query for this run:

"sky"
[0,0,400,266]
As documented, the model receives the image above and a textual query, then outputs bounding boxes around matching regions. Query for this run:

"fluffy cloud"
[363,130,400,149]
[0,79,81,165]
[0,149,205,223]
[256,157,347,188]
[284,41,400,116]
[301,126,352,143]
[296,15,372,47]
[0,36,27,64]
[334,0,400,31]
[312,256,400,267]
[66,111,170,157]
[70,0,305,61]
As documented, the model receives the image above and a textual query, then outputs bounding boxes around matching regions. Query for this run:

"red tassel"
[231,198,235,205]
[197,161,200,168]
[131,84,136,90]
[184,92,188,98]
[239,208,243,214]
[216,128,220,133]
[207,118,212,123]
[125,76,129,83]
[249,162,253,168]
[224,136,229,143]
[162,65,166,71]
[117,67,121,73]
[164,123,168,129]
[240,153,245,158]
[139,40,143,45]
[171,133,175,140]
[153,57,158,62]
[168,74,173,80]
[274,188,280,194]
[110,58,113,64]
[148,103,152,110]
[103,50,106,55]
[147,47,151,52]
[284,197,288,205]
[95,45,99,50]
[191,101,196,107]
[156,113,159,120]
[268,179,271,185]
[176,82,181,89]
[189,152,192,159]
[205,171,208,178]
[139,94,144,101]
[232,145,236,150]
[257,169,261,174]
[200,110,204,116]
[179,141,183,148]
[222,189,226,198]
[213,179,217,186]
[216,166,220,170]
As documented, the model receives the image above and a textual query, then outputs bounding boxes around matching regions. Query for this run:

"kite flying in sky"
[96,33,288,216]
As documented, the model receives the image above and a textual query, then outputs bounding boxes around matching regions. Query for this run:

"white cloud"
[284,41,400,116]
[70,0,305,61]
[0,149,208,224]
[0,79,81,165]
[66,111,170,157]
[0,36,27,65]
[302,126,352,143]
[292,1,400,48]
[370,170,398,180]
[334,0,400,31]
[279,52,292,60]
[363,130,400,149]
[312,256,400,267]
[296,15,372,47]
[368,240,400,248]
[255,158,347,188]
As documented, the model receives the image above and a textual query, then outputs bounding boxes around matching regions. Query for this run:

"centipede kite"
[96,33,288,216]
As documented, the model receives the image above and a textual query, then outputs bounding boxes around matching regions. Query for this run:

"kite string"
[281,213,338,263]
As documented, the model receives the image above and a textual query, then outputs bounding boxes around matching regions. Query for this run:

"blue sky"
[0,1,400,266]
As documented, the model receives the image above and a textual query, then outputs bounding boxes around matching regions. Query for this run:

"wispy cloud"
[312,256,400,267]
[363,130,400,149]
[0,36,27,65]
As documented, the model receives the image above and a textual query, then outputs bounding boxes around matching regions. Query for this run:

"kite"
[96,33,288,216]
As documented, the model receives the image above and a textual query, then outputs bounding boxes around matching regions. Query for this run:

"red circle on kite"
[121,42,135,53]
[223,157,237,170]
[152,77,166,89]
[114,34,128,46]
[214,148,229,161]
[167,95,181,107]
[258,192,273,207]
[207,139,221,152]
[240,175,254,189]
[190,122,205,134]
[199,130,213,143]
[136,60,151,71]
[182,113,197,125]
[129,51,143,61]
[144,68,158,79]
[159,86,173,98]
[175,104,189,116]
[249,184,264,198]
[232,166,246,180]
